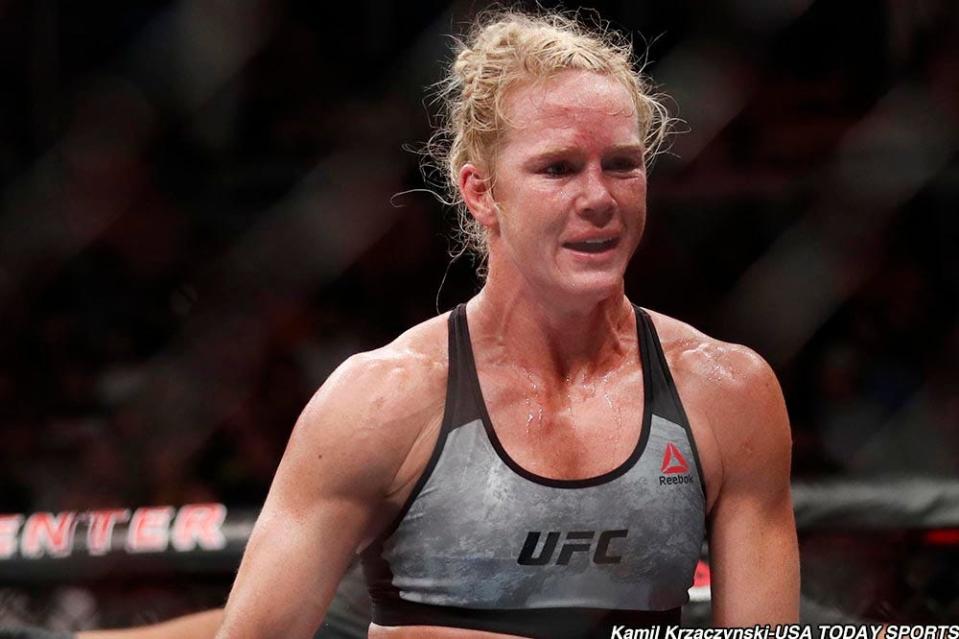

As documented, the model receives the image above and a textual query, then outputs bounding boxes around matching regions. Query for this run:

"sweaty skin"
[77,610,224,639]
[214,71,799,639]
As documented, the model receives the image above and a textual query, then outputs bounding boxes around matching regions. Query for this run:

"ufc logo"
[516,529,628,566]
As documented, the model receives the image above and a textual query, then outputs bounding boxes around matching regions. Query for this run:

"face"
[473,70,648,304]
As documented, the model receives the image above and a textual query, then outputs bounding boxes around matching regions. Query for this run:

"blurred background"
[0,0,956,631]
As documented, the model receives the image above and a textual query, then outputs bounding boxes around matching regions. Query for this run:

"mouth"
[562,236,621,254]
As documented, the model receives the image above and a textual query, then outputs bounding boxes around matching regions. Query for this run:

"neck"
[468,270,634,383]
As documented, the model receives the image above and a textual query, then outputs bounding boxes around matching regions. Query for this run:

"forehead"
[499,70,640,153]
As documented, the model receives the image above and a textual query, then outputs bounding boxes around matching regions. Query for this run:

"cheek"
[616,180,647,215]
[498,184,568,238]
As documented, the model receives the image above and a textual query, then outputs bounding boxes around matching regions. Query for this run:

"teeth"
[564,237,618,253]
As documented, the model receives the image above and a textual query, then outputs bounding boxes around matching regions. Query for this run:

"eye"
[604,156,642,173]
[541,162,573,177]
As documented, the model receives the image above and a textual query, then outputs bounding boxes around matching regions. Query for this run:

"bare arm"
[214,346,443,639]
[705,349,800,625]
[76,610,224,639]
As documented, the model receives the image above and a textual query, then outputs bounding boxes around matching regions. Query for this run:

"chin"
[551,270,624,305]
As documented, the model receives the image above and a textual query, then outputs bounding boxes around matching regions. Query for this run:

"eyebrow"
[526,143,645,162]
[607,144,646,156]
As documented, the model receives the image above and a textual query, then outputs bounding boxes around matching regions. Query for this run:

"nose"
[574,165,615,226]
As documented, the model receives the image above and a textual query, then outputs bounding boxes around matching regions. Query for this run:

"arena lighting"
[922,529,959,546]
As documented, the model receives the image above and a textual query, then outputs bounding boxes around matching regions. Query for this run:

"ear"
[459,163,498,230]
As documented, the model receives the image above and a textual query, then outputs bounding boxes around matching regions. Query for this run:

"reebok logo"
[659,442,693,486]
[517,529,628,566]
[660,442,688,474]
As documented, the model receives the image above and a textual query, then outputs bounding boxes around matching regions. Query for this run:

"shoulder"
[308,313,450,425]
[642,308,791,490]
[643,308,781,405]
[285,313,451,493]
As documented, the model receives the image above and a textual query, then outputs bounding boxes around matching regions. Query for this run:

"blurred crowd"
[0,0,957,626]
[1,0,957,512]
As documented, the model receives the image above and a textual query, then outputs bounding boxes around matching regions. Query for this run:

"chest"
[471,354,722,514]
[476,364,647,481]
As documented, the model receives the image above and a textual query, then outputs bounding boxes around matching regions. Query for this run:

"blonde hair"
[423,7,673,270]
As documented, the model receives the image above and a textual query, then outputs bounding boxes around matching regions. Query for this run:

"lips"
[562,237,620,254]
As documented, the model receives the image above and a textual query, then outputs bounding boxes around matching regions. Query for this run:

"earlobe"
[459,163,498,229]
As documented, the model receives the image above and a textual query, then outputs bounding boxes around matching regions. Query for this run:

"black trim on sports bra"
[371,599,681,639]
[634,306,709,500]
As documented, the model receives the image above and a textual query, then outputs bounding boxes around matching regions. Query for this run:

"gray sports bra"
[360,305,707,638]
